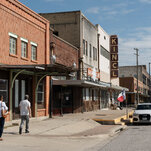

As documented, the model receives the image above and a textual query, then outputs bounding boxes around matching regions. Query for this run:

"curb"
[93,110,134,125]
[109,125,127,136]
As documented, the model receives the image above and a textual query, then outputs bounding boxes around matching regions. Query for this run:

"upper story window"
[86,41,88,56]
[21,38,28,58]
[31,42,37,61]
[83,39,85,55]
[143,74,146,85]
[93,47,97,61]
[9,33,17,55]
[100,46,110,60]
[89,44,92,58]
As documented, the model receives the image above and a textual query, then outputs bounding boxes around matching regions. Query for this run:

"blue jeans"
[19,115,29,131]
[0,117,5,137]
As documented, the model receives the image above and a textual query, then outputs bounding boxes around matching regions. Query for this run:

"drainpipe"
[97,34,100,109]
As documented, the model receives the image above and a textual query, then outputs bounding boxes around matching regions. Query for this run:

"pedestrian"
[0,95,8,141]
[19,94,31,134]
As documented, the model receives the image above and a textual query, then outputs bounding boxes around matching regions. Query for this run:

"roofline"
[39,10,81,15]
[53,34,79,50]
[81,13,98,30]
[9,0,50,24]
[96,24,110,37]
[119,65,146,68]
[39,10,98,31]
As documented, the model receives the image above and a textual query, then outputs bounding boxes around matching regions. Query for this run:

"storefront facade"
[40,11,125,113]
[0,0,50,120]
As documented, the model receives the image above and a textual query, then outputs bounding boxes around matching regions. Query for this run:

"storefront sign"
[87,68,100,81]
[110,35,118,78]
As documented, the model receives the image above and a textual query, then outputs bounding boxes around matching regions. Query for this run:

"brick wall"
[0,0,50,65]
[52,34,79,68]
[0,0,50,119]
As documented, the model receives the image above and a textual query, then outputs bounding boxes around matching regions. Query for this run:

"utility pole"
[134,48,139,105]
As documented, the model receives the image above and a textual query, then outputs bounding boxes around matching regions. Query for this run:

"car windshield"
[136,105,151,110]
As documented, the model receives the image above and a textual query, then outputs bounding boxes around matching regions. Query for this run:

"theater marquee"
[110,35,118,78]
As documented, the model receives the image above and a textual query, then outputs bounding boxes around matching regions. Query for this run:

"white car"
[133,103,151,124]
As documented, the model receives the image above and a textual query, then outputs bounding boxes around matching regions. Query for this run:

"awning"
[139,93,150,97]
[53,80,110,88]
[110,84,129,91]
[0,63,77,76]
[126,92,136,94]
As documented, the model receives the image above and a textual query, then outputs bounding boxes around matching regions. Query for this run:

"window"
[86,88,89,100]
[86,41,88,56]
[31,45,37,61]
[83,88,86,100]
[89,44,92,58]
[94,89,98,101]
[9,33,17,55]
[134,74,137,78]
[100,90,108,108]
[37,80,45,109]
[21,41,28,58]
[83,39,85,55]
[93,47,97,61]
[0,79,8,106]
[143,74,146,85]
[9,37,17,55]
[89,88,92,100]
[136,104,151,110]
[100,46,110,60]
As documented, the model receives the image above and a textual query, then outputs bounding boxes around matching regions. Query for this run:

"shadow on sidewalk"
[4,132,18,135]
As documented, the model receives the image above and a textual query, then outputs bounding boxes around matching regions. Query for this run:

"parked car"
[133,103,151,124]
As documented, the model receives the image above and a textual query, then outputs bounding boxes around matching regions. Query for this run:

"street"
[1,127,110,151]
[2,121,151,151]
[0,110,133,151]
[97,125,151,151]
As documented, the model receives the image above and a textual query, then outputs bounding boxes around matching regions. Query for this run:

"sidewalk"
[1,108,134,151]
[4,108,133,137]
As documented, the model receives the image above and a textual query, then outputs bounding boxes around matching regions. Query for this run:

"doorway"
[12,76,33,119]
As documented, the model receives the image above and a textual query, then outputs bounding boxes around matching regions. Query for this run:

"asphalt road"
[97,125,151,151]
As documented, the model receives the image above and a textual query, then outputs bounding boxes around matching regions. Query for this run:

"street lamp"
[134,48,139,105]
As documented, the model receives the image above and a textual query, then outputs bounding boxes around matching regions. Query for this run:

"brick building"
[0,0,50,120]
[50,31,79,115]
[0,0,78,120]
[119,65,150,105]
[40,11,125,112]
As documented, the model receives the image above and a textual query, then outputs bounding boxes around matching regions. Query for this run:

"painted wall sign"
[87,68,100,80]
[110,35,118,78]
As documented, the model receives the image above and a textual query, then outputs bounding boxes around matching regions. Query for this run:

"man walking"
[19,95,31,134]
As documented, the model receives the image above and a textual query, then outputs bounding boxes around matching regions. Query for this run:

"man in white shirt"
[19,95,31,134]
[0,95,8,141]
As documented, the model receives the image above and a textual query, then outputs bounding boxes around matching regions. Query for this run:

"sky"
[18,0,151,71]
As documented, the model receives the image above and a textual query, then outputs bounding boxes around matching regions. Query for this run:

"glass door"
[21,80,25,101]
[13,80,19,119]
[15,80,19,108]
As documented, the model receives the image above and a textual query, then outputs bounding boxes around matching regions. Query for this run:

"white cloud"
[85,7,100,14]
[99,2,135,17]
[106,9,134,15]
[122,9,135,14]
[140,0,151,4]
[119,27,151,67]
[106,10,118,15]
